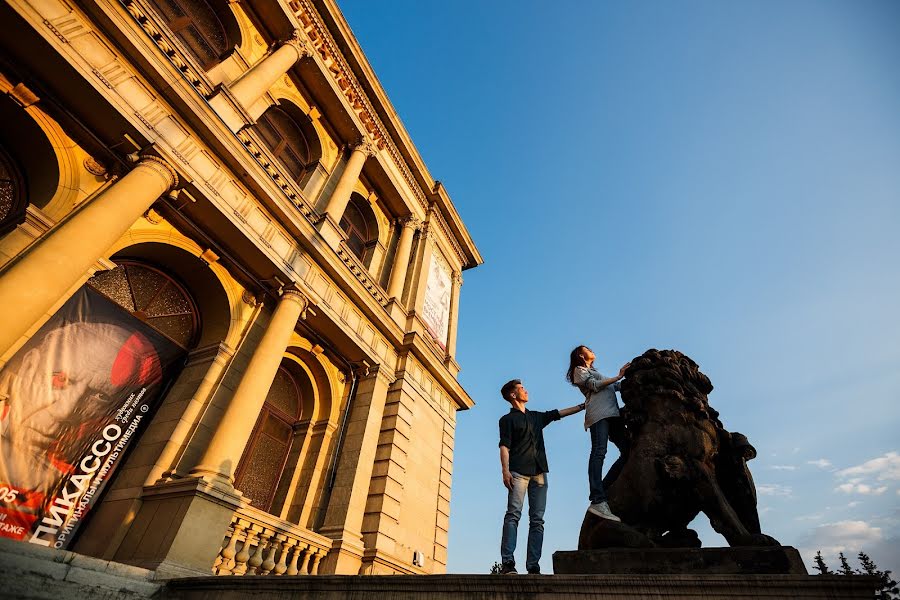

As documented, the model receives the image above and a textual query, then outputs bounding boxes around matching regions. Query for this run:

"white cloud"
[758,483,793,497]
[807,459,833,469]
[835,483,888,496]
[848,501,860,508]
[801,520,883,557]
[837,451,900,482]
[796,513,825,522]
[770,465,797,471]
[800,521,900,578]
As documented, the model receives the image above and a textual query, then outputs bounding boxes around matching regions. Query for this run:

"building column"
[387,216,419,300]
[410,222,434,317]
[189,287,308,483]
[0,155,178,357]
[318,367,392,574]
[316,140,375,247]
[445,271,462,361]
[210,31,310,131]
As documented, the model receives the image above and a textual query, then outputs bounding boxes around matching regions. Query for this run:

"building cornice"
[293,0,483,269]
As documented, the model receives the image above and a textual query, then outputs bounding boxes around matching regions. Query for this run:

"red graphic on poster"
[0,288,183,548]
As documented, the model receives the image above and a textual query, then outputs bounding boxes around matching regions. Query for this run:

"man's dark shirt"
[498,408,561,476]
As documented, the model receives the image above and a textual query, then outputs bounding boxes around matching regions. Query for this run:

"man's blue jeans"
[588,419,610,504]
[500,471,548,571]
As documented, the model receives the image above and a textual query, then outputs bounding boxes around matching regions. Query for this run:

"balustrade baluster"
[298,545,312,574]
[273,537,290,575]
[309,551,324,575]
[233,526,256,576]
[215,521,243,575]
[260,532,278,575]
[247,531,270,575]
[286,543,304,576]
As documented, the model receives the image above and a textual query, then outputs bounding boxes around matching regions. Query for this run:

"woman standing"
[566,345,629,521]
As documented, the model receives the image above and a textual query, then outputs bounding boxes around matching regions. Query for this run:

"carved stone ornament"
[241,289,259,306]
[399,215,421,230]
[281,286,310,317]
[143,208,164,225]
[131,154,179,189]
[83,157,108,177]
[285,29,312,58]
[354,139,377,158]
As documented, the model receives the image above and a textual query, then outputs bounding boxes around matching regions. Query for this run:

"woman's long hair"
[566,345,587,385]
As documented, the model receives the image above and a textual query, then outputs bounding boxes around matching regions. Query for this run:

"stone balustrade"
[336,241,390,307]
[213,505,331,576]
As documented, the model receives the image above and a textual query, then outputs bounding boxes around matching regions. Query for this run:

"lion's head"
[619,349,722,434]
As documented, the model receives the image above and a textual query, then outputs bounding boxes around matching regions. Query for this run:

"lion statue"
[578,349,780,549]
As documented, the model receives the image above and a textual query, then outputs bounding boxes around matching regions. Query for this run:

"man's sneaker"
[498,561,517,574]
[588,501,622,522]
[526,567,541,575]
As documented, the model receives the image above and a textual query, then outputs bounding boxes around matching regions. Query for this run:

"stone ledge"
[553,546,808,575]
[163,574,877,600]
[0,537,161,599]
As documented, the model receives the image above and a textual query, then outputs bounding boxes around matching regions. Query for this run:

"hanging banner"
[422,249,452,347]
[0,287,183,548]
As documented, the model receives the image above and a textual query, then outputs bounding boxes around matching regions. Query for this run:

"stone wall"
[0,538,160,599]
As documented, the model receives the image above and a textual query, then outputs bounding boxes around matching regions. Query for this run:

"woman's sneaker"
[588,501,621,522]
[498,561,517,574]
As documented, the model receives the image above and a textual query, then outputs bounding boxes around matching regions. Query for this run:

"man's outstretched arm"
[558,403,586,418]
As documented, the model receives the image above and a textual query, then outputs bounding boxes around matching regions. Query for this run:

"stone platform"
[0,538,877,600]
[553,546,808,575]
[163,573,876,599]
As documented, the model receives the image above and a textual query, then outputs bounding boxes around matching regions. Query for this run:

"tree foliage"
[813,550,832,575]
[812,550,899,599]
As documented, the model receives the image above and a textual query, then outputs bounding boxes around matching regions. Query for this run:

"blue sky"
[337,0,900,575]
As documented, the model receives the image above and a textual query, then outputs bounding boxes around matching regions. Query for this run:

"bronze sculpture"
[579,349,780,549]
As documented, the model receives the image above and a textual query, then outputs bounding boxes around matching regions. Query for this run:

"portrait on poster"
[422,250,452,347]
[0,288,183,548]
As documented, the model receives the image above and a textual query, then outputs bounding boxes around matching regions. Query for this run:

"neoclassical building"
[0,0,480,578]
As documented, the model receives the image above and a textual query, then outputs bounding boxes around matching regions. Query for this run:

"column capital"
[281,285,310,313]
[352,138,377,158]
[284,29,312,58]
[134,154,179,189]
[398,215,420,230]
[452,271,463,286]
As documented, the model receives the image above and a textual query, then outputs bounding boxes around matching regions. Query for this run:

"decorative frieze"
[288,0,429,211]
[236,128,316,220]
[336,243,390,307]
[122,0,214,96]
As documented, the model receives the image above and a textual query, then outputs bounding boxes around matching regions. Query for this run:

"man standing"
[498,379,585,574]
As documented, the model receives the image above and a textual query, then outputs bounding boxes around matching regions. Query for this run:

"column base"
[384,297,408,327]
[112,476,245,578]
[317,527,366,574]
[315,213,348,250]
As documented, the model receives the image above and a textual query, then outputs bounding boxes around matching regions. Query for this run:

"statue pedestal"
[553,546,808,575]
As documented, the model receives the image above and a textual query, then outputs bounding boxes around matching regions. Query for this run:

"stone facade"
[0,0,480,578]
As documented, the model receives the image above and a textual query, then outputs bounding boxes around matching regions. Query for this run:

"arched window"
[87,260,201,350]
[340,196,376,262]
[0,143,26,237]
[255,106,314,185]
[151,0,235,70]
[235,364,302,512]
